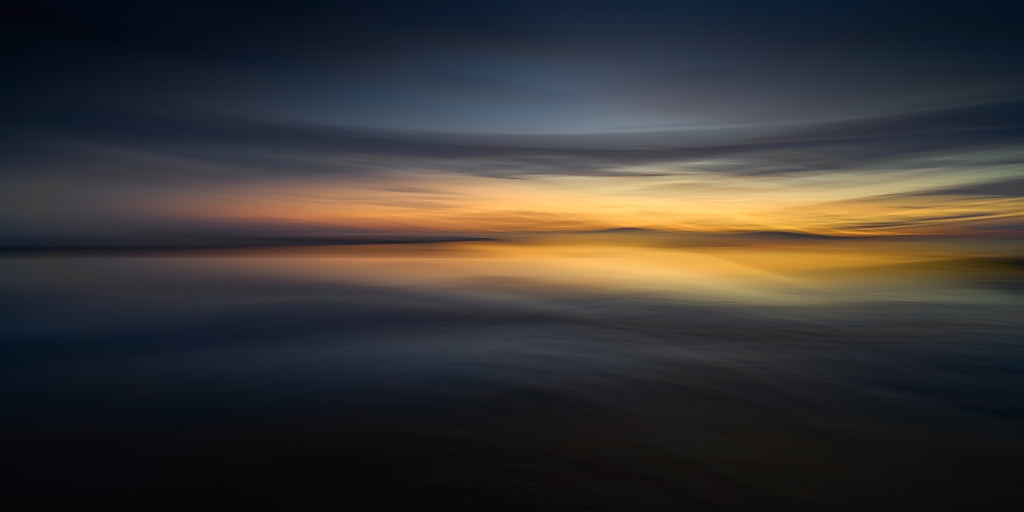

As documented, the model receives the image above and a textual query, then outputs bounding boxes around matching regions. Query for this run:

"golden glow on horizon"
[139,165,1024,236]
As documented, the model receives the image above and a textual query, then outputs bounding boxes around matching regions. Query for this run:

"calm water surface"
[3,239,1023,510]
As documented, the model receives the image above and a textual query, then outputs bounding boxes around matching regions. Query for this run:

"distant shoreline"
[0,237,499,257]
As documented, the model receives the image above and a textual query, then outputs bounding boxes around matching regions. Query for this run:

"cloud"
[7,98,1024,181]
[910,177,1024,197]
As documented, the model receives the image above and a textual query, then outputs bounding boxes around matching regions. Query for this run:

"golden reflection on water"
[187,236,1024,306]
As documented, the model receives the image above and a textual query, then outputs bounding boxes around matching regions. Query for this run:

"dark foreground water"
[3,240,1023,510]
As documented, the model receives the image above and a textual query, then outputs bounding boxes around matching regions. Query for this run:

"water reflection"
[155,236,1024,306]
[2,237,1023,509]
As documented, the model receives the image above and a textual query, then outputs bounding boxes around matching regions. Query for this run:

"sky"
[3,0,1024,243]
